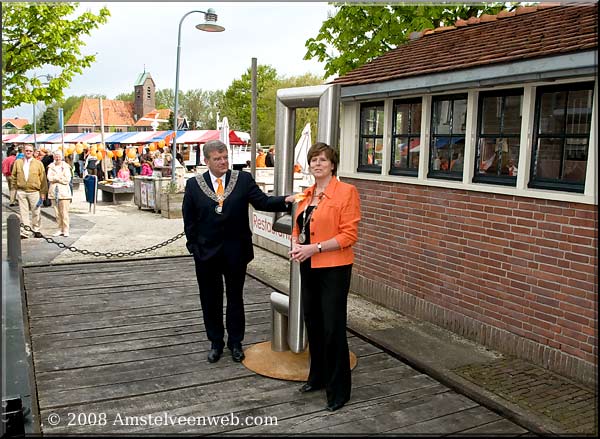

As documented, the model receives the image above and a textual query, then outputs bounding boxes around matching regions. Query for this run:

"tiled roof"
[2,117,29,129]
[134,108,171,127]
[65,98,135,127]
[333,4,597,86]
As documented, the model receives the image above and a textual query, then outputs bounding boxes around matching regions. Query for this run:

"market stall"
[97,178,134,204]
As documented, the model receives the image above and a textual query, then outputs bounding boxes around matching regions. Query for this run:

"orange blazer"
[292,177,361,268]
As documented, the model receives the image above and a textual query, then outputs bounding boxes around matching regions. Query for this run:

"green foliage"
[39,105,58,132]
[222,66,323,145]
[155,88,181,110]
[222,65,278,138]
[114,91,134,102]
[2,2,110,108]
[304,3,510,78]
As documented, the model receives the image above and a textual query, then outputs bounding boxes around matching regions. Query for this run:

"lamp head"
[196,8,225,32]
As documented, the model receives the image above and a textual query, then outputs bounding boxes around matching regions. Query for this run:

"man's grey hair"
[203,140,228,160]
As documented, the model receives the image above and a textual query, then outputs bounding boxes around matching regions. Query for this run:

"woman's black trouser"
[300,263,352,406]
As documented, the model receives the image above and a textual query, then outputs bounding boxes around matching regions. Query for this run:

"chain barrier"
[20,224,186,258]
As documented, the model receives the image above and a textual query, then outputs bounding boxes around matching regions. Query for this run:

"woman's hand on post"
[288,243,318,263]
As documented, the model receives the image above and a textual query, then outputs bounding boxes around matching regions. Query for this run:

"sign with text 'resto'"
[252,211,291,247]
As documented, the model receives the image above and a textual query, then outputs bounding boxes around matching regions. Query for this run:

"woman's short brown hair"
[306,142,339,176]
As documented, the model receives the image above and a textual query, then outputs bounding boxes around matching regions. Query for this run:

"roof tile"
[65,98,135,127]
[333,5,597,87]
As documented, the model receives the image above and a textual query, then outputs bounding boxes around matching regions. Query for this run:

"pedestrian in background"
[2,147,18,206]
[265,147,275,167]
[289,142,361,412]
[10,145,48,238]
[46,151,72,237]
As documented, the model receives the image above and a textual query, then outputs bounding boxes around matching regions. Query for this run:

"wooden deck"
[23,257,530,435]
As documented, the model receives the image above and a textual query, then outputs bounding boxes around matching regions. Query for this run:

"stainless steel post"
[287,201,306,353]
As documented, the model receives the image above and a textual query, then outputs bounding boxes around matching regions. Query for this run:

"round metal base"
[242,341,357,381]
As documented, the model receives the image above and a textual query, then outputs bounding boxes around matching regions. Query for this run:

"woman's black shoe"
[298,383,323,393]
[325,401,345,412]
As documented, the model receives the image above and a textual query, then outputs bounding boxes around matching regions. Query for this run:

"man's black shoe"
[207,348,222,363]
[33,232,43,238]
[299,383,323,393]
[231,346,245,362]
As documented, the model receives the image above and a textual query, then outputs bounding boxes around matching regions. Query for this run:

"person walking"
[289,142,361,412]
[46,151,73,237]
[2,148,18,206]
[265,147,275,167]
[182,140,296,364]
[10,145,48,238]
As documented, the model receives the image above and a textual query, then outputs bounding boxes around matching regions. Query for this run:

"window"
[358,102,384,173]
[147,86,151,100]
[530,82,593,193]
[391,98,421,176]
[474,89,523,185]
[429,94,467,180]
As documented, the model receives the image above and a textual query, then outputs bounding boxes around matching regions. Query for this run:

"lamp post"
[32,74,52,151]
[172,8,224,181]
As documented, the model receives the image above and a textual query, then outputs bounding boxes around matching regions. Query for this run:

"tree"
[222,65,278,143]
[38,105,59,133]
[155,88,179,110]
[304,4,510,78]
[2,2,110,108]
[260,73,323,144]
[115,91,134,102]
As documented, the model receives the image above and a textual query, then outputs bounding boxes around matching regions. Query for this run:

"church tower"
[134,71,156,121]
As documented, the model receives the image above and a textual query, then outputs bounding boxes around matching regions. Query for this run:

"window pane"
[503,95,523,134]
[450,139,465,172]
[481,96,502,134]
[563,138,588,183]
[409,150,420,170]
[432,100,451,134]
[411,102,422,133]
[534,138,562,179]
[432,137,451,170]
[361,105,384,136]
[452,99,468,134]
[361,140,373,166]
[373,138,384,165]
[477,137,520,177]
[566,89,593,135]
[395,104,409,134]
[393,137,409,168]
[539,91,566,134]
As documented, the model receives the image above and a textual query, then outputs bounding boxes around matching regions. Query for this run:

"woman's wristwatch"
[317,242,322,253]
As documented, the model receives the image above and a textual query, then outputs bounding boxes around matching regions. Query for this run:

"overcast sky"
[5,2,334,120]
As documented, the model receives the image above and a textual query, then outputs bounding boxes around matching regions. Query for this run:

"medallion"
[215,205,223,215]
[298,232,306,244]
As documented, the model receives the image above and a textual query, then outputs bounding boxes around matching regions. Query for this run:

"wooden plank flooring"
[23,257,530,435]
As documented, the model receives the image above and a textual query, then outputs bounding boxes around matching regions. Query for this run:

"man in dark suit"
[183,140,295,364]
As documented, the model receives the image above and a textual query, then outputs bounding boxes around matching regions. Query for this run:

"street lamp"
[172,8,225,181]
[32,74,52,151]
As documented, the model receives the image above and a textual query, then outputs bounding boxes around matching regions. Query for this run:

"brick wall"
[346,177,597,384]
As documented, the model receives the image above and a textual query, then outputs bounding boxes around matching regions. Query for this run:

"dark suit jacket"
[182,169,288,266]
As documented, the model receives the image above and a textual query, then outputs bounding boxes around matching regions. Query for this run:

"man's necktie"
[215,177,225,213]
[216,178,224,196]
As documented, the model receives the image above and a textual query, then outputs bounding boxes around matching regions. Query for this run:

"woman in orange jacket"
[289,142,361,412]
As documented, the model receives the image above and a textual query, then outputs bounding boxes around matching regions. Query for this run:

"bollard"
[270,292,289,352]
[7,214,22,265]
